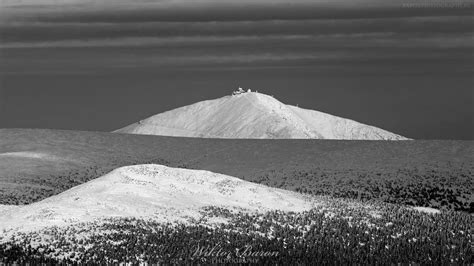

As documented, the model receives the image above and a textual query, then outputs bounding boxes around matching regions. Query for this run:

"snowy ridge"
[0,164,316,235]
[115,91,409,140]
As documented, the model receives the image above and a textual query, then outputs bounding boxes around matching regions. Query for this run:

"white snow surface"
[115,92,409,140]
[0,164,316,235]
[412,207,441,214]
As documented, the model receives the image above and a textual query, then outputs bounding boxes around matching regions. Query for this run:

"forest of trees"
[1,199,472,264]
[255,165,473,213]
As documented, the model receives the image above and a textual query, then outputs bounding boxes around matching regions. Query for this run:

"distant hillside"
[115,91,409,140]
[0,129,472,211]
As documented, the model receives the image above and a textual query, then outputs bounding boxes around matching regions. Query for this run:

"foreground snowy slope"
[0,164,315,233]
[115,92,409,140]
[2,165,470,265]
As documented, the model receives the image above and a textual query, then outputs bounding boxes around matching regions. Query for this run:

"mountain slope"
[0,164,316,233]
[115,92,409,140]
[0,164,471,264]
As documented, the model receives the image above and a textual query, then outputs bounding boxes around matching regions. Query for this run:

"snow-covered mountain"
[0,164,316,234]
[115,91,409,140]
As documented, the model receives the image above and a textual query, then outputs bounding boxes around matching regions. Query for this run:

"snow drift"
[0,164,316,233]
[115,91,409,140]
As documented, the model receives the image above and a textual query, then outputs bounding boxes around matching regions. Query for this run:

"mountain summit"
[115,90,409,140]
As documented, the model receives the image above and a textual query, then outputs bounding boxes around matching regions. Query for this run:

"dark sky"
[0,0,473,140]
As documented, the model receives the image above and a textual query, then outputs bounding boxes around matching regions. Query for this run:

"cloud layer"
[1,10,473,74]
[0,0,472,140]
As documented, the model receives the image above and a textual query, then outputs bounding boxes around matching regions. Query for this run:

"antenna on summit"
[232,87,246,95]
